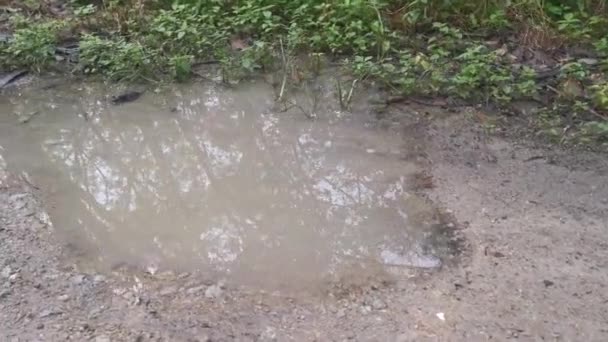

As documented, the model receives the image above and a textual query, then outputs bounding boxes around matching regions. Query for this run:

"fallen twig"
[345,79,358,108]
[278,37,288,102]
[381,95,468,108]
[336,79,344,109]
[587,108,608,121]
[18,111,40,124]
[560,124,572,145]
[523,155,545,162]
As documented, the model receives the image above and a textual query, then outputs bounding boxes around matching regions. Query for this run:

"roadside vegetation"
[1,0,607,146]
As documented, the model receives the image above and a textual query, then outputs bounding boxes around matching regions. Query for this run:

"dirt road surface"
[1,99,607,341]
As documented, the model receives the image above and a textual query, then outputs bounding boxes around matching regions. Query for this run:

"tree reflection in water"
[2,82,439,289]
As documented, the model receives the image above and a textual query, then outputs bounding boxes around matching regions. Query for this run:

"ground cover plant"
[0,0,607,146]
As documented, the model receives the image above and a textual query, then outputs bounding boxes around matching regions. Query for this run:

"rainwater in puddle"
[0,80,450,291]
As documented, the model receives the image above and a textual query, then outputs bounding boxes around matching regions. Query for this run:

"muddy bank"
[1,81,608,341]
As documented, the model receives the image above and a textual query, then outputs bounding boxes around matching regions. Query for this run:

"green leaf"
[382,40,391,53]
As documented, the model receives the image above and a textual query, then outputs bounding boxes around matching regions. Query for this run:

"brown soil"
[1,97,607,341]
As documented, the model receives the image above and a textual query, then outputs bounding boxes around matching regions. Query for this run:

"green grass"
[1,0,607,146]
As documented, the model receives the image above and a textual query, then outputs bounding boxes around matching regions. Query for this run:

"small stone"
[186,285,205,294]
[1,266,11,278]
[0,289,11,299]
[160,286,177,296]
[8,273,19,282]
[36,323,44,329]
[492,251,506,258]
[71,275,86,285]
[39,309,62,318]
[145,264,158,275]
[336,309,346,318]
[543,280,555,288]
[578,58,599,65]
[88,306,104,319]
[371,298,387,310]
[44,273,59,280]
[58,294,70,302]
[93,275,106,283]
[95,335,111,342]
[37,211,52,227]
[260,326,277,341]
[359,305,372,315]
[205,285,223,299]
[380,250,442,269]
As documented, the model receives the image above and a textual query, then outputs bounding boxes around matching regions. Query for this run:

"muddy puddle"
[0,80,454,291]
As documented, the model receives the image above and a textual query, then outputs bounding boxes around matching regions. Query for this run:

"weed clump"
[1,17,65,71]
[79,34,153,81]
